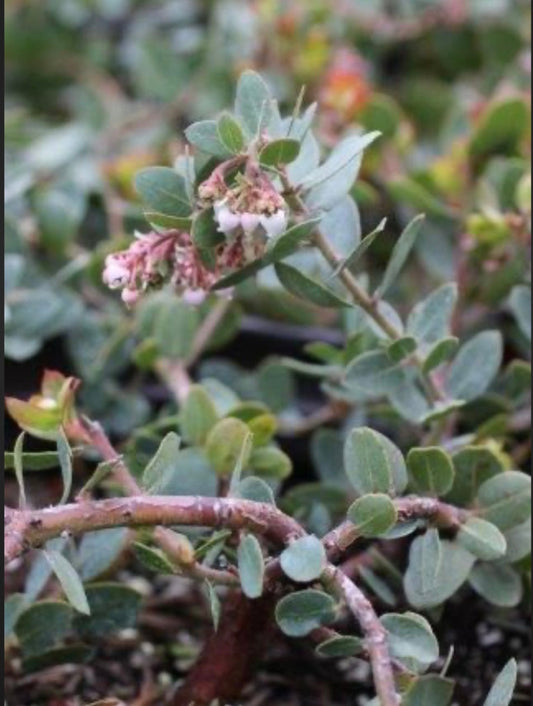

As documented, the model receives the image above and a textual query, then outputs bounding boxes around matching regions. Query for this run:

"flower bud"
[121,287,140,306]
[103,255,130,289]
[241,212,261,234]
[260,209,287,238]
[215,204,241,234]
[182,288,207,306]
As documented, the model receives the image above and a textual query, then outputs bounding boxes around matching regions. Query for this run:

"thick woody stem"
[4,496,303,565]
[4,489,465,705]
[4,493,465,704]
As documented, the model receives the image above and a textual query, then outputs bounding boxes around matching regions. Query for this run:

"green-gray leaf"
[134,167,191,218]
[133,542,176,574]
[446,446,505,506]
[180,385,219,446]
[418,529,442,594]
[13,431,26,507]
[303,132,380,211]
[57,429,72,504]
[275,263,350,308]
[234,476,276,505]
[343,427,407,496]
[5,594,27,639]
[375,215,425,298]
[205,417,252,476]
[407,447,455,496]
[45,551,90,615]
[381,611,439,672]
[347,494,397,537]
[445,331,503,402]
[403,674,455,706]
[457,518,507,561]
[142,432,181,493]
[15,601,73,657]
[275,589,336,637]
[267,218,322,262]
[468,563,523,607]
[259,138,300,167]
[238,534,265,599]
[407,283,457,347]
[328,218,386,279]
[280,535,326,582]
[387,336,417,363]
[509,284,531,341]
[73,583,141,637]
[482,658,517,706]
[344,350,403,398]
[205,580,221,631]
[77,528,129,582]
[404,539,475,608]
[477,471,531,530]
[422,337,459,373]
[217,112,245,154]
[315,635,364,658]
[235,71,273,138]
[185,120,231,158]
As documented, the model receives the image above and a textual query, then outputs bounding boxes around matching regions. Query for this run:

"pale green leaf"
[482,658,517,706]
[347,494,397,537]
[375,215,425,298]
[275,589,336,637]
[275,263,350,308]
[45,551,90,615]
[457,518,507,561]
[238,534,265,599]
[445,331,503,401]
[280,535,326,583]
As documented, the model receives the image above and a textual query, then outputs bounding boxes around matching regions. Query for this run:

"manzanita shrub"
[4,72,531,706]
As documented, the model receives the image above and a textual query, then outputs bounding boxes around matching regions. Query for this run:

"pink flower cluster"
[199,165,288,242]
[102,230,218,307]
[103,162,292,307]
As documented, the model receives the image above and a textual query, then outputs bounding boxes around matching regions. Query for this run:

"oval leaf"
[457,518,507,561]
[259,138,300,167]
[217,112,245,154]
[315,635,364,658]
[134,167,191,218]
[445,330,503,402]
[347,493,397,537]
[407,447,455,496]
[238,534,265,599]
[280,535,326,583]
[275,589,336,637]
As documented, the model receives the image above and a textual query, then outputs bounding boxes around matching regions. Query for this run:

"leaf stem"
[280,169,445,403]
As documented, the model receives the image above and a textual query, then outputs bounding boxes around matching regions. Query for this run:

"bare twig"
[323,565,400,706]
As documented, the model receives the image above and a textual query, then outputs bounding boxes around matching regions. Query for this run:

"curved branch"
[323,496,466,563]
[323,564,400,706]
[4,495,303,565]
